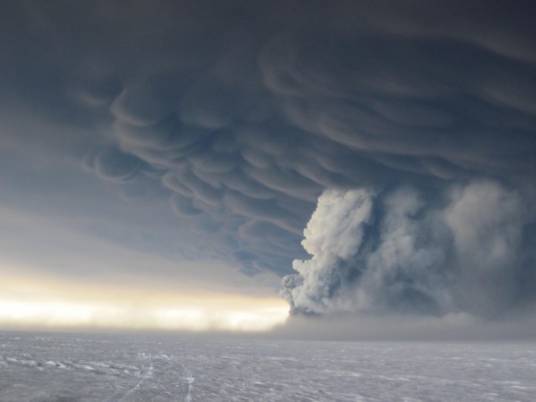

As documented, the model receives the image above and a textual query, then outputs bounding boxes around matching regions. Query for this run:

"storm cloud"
[2,0,536,319]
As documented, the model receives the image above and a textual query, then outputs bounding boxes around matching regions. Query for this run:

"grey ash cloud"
[2,0,536,318]
[282,181,531,318]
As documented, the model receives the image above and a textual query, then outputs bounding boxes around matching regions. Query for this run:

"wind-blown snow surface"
[0,332,535,401]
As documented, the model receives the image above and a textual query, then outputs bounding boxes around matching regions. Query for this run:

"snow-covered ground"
[0,331,535,401]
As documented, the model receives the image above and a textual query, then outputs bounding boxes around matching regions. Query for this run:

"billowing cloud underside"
[3,0,536,317]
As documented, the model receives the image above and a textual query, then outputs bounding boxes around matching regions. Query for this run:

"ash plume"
[283,181,532,317]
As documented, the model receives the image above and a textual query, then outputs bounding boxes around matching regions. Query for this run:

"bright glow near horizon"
[0,275,289,332]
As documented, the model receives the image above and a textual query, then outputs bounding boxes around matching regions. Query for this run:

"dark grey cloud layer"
[2,0,536,318]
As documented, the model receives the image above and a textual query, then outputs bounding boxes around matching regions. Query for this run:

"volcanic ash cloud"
[282,181,529,318]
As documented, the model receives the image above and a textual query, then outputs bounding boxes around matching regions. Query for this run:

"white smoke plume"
[282,181,528,317]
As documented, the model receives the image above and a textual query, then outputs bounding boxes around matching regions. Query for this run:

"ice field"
[0,331,535,401]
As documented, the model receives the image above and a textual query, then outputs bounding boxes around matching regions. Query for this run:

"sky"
[0,0,536,338]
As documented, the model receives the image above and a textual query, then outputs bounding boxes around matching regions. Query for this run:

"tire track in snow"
[117,359,154,401]
[181,364,194,402]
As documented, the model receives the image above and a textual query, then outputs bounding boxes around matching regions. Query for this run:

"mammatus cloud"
[92,19,536,282]
[283,181,530,318]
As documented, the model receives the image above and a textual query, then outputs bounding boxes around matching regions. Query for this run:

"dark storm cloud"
[2,0,536,318]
